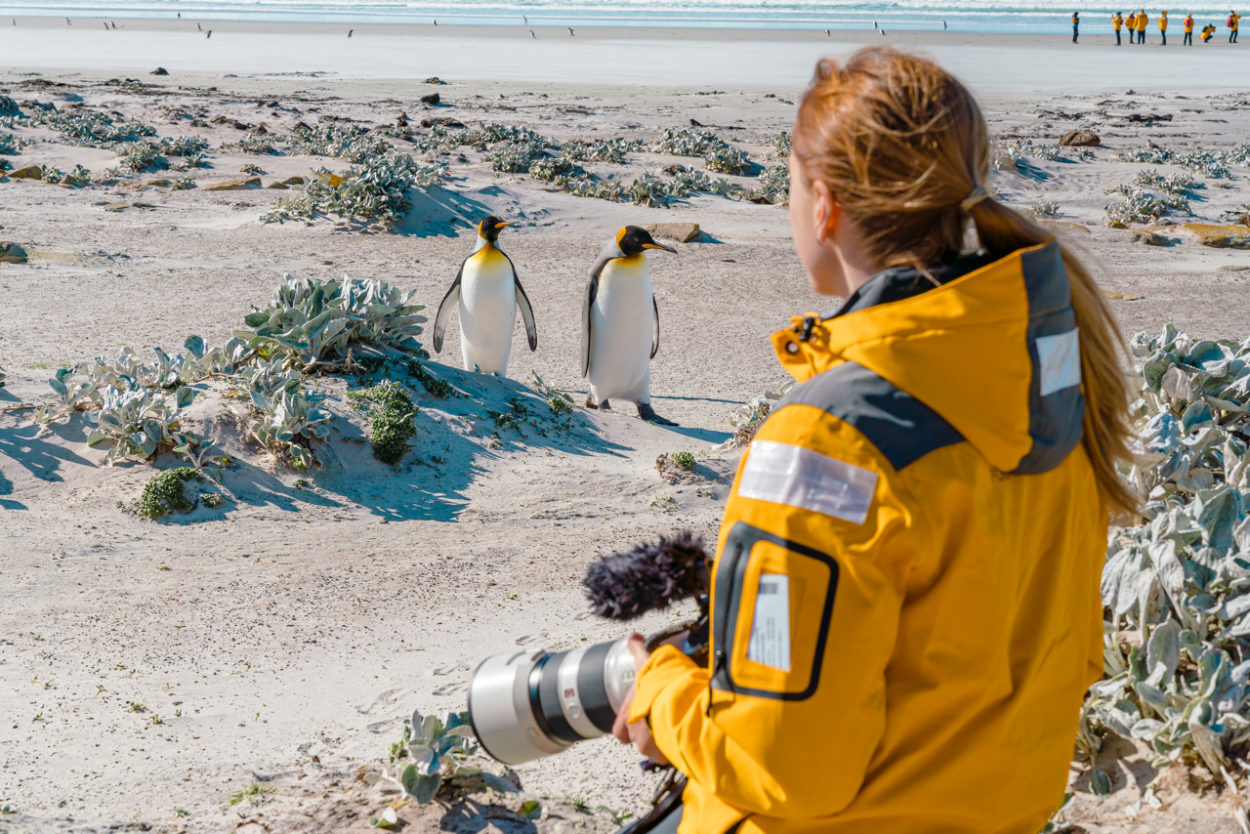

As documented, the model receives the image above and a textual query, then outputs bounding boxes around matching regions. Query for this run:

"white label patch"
[1036,328,1082,397]
[738,440,877,525]
[747,574,791,671]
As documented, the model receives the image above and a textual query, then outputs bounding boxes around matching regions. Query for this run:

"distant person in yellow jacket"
[1126,9,1137,40]
[1231,10,1241,41]
[1072,10,1080,41]
[1184,12,1195,43]
[1113,11,1124,43]
[1159,10,1168,43]
[1136,8,1150,40]
[1203,21,1217,40]
[613,46,1135,834]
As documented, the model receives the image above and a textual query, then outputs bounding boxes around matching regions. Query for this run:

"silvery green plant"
[84,381,194,465]
[652,127,728,157]
[564,177,626,201]
[289,123,389,163]
[0,132,20,155]
[1105,187,1176,224]
[261,152,443,228]
[237,274,427,371]
[1078,325,1250,789]
[528,156,585,186]
[491,140,547,173]
[1030,199,1061,218]
[249,380,329,471]
[992,144,1027,172]
[36,341,210,428]
[1001,138,1064,162]
[751,164,790,205]
[468,122,543,145]
[625,170,741,207]
[768,132,792,159]
[1135,169,1200,197]
[15,107,156,148]
[222,136,280,155]
[561,137,641,164]
[117,140,170,173]
[703,144,751,175]
[1118,146,1238,179]
[376,710,478,805]
[172,429,227,476]
[717,382,795,451]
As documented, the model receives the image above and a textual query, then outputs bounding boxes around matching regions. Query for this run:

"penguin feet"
[584,396,611,411]
[637,402,678,426]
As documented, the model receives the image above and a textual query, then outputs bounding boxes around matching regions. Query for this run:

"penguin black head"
[616,226,677,258]
[477,215,512,242]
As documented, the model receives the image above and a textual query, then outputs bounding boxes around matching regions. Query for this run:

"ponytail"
[795,47,1137,517]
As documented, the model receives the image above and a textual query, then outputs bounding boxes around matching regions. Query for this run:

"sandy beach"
[2,19,1250,834]
[3,17,1250,90]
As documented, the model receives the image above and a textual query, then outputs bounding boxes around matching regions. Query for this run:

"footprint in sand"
[433,682,465,696]
[433,663,471,677]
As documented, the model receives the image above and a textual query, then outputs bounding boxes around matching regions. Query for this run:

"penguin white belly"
[589,259,654,405]
[458,249,517,376]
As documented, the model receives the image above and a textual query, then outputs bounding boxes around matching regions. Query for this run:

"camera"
[467,533,709,765]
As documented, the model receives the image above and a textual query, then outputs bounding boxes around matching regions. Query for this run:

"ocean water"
[0,0,1238,34]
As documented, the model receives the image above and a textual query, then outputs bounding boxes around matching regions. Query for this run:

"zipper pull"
[705,649,727,716]
[799,316,816,343]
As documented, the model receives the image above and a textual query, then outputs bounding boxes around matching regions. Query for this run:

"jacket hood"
[771,241,1085,474]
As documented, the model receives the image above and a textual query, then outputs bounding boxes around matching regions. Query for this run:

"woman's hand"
[611,632,670,765]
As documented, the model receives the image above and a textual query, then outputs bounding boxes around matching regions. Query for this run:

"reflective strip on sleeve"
[738,440,878,525]
[1036,328,1082,397]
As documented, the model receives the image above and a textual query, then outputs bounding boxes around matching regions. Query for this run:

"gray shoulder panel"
[777,362,964,471]
[1014,242,1085,474]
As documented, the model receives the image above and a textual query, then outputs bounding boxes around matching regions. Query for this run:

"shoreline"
[2,17,1249,91]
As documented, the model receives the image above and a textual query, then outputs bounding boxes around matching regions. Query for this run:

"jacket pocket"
[711,521,839,701]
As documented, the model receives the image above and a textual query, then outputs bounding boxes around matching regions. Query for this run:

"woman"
[613,47,1134,834]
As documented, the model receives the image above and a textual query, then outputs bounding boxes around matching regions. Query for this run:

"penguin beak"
[493,222,513,229]
[642,242,676,254]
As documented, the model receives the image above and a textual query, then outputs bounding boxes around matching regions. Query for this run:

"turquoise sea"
[0,0,1238,34]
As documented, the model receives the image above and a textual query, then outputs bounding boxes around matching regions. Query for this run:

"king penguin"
[433,216,537,377]
[581,226,677,425]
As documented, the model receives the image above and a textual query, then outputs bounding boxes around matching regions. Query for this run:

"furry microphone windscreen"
[582,531,708,621]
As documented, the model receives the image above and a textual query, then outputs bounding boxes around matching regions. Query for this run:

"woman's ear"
[810,178,841,244]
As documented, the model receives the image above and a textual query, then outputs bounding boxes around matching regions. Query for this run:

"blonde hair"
[793,47,1136,516]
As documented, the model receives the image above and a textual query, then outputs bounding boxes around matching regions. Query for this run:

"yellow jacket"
[631,242,1107,834]
[1159,14,1168,30]
[1113,14,1123,29]
[1137,11,1149,29]
[1184,16,1194,31]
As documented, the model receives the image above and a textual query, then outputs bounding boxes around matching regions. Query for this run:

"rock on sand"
[1060,129,1100,147]
[642,222,701,243]
[203,177,263,192]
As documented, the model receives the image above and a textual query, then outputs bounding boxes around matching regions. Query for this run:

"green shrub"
[407,359,453,398]
[139,467,200,518]
[671,451,696,470]
[352,381,418,465]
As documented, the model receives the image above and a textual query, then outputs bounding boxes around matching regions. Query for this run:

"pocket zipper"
[706,540,744,715]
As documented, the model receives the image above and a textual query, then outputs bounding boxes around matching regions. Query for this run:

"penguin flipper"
[580,269,600,378]
[509,260,538,351]
[651,295,660,360]
[432,263,464,354]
